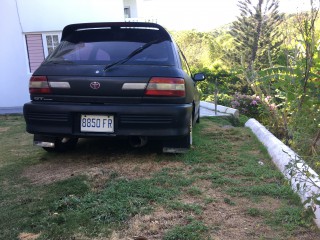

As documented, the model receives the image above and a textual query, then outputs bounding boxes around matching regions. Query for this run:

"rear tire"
[43,137,78,152]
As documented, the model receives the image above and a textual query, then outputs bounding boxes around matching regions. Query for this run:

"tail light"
[145,77,185,97]
[29,76,52,94]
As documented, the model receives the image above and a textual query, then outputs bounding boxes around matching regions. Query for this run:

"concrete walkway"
[200,106,230,117]
[200,101,239,118]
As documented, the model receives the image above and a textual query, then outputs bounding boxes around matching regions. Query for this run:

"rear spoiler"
[61,22,170,41]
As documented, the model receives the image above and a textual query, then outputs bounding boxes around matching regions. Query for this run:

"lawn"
[0,115,319,240]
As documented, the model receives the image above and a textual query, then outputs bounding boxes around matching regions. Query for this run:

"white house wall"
[124,0,138,18]
[0,0,125,108]
[0,0,29,108]
[18,0,124,33]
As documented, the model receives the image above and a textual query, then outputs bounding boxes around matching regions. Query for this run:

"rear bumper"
[23,102,192,138]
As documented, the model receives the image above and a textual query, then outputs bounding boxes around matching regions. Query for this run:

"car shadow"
[38,137,167,165]
[23,137,182,185]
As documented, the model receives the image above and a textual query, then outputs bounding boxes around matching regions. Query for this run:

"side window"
[43,33,61,57]
[179,50,191,76]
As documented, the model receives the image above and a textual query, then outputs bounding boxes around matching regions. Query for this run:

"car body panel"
[24,102,192,137]
[31,65,193,104]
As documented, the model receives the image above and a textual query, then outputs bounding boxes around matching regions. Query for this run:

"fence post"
[214,78,218,115]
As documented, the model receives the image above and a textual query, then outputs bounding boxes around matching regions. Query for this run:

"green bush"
[230,93,262,119]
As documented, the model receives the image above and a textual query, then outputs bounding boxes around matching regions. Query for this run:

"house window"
[45,34,60,55]
[43,33,61,57]
[124,7,131,18]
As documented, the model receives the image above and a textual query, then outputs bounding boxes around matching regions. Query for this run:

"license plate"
[81,114,114,133]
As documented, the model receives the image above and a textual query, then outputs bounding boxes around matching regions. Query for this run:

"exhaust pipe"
[34,141,55,148]
[33,134,55,148]
[129,136,148,148]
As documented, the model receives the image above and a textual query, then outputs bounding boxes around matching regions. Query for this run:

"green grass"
[0,175,90,239]
[163,219,209,240]
[166,201,203,215]
[186,186,203,196]
[227,183,298,199]
[266,206,315,231]
[40,177,184,239]
[246,207,263,217]
[0,115,318,239]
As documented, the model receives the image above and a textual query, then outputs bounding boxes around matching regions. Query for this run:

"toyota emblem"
[90,82,100,90]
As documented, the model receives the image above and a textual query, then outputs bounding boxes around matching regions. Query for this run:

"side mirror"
[193,73,206,81]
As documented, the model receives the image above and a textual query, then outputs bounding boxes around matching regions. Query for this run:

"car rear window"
[45,28,175,66]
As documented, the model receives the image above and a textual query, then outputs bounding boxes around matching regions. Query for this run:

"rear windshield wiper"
[104,39,162,71]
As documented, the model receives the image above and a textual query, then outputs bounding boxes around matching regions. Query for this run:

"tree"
[257,1,320,156]
[229,0,284,92]
[171,30,214,69]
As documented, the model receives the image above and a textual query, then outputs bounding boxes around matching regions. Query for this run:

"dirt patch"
[18,233,41,240]
[74,207,185,240]
[22,152,184,186]
[199,187,275,240]
[109,207,185,240]
[169,180,273,240]
[73,185,320,240]
[0,127,9,133]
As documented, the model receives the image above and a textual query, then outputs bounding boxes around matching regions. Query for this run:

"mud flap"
[162,134,190,153]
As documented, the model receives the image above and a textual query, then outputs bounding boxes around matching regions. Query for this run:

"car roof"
[61,22,172,42]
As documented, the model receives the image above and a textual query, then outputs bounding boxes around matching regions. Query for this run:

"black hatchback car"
[23,22,205,153]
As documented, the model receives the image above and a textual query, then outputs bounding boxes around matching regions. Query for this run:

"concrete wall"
[0,0,125,108]
[0,0,29,107]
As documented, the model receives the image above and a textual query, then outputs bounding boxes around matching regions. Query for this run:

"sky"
[139,0,313,31]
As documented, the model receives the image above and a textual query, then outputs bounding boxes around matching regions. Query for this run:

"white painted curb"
[200,101,239,118]
[245,118,320,228]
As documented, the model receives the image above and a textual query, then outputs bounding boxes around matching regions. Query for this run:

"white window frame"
[124,6,131,18]
[42,32,62,57]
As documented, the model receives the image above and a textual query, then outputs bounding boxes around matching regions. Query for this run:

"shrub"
[230,93,263,119]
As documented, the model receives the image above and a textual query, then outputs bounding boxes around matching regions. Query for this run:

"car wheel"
[43,137,78,152]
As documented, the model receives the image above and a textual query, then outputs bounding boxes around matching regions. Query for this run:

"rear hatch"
[31,22,184,104]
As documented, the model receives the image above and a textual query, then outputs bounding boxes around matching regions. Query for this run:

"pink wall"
[25,34,45,73]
